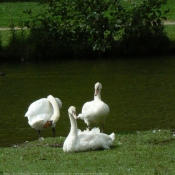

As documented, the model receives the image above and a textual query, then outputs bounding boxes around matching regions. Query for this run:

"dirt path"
[0,21,174,31]
[0,27,28,31]
[164,21,175,25]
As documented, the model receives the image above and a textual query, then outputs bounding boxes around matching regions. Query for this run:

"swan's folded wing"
[25,98,52,116]
[76,134,104,151]
[77,128,100,135]
[82,101,93,111]
[89,127,100,134]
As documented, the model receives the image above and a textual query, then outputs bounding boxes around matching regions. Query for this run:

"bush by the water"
[120,0,171,55]
[0,0,172,61]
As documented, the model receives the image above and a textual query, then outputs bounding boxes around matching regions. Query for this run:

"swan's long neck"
[69,113,78,137]
[47,95,60,124]
[94,89,101,100]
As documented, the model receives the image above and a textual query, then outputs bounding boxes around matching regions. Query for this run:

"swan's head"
[94,82,102,96]
[68,106,77,119]
[55,98,62,109]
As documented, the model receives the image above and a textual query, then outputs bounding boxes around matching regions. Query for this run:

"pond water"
[0,56,175,147]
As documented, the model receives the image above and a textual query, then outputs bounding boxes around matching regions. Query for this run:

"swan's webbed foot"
[37,130,44,140]
[52,127,56,137]
[39,137,44,140]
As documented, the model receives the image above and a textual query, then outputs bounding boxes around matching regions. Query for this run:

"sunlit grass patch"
[165,25,175,41]
[121,0,175,21]
[0,29,31,47]
[0,2,40,27]
[0,130,175,174]
[0,30,11,47]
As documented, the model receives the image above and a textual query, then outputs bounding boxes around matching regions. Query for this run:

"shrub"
[3,22,32,61]
[25,0,127,59]
[4,0,170,61]
[120,0,170,55]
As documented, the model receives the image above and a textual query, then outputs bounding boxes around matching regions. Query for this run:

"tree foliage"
[0,0,171,61]
[120,0,170,55]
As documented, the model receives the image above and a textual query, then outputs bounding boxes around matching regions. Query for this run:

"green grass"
[165,25,175,41]
[0,29,31,47]
[121,0,175,21]
[0,30,11,47]
[161,0,175,21]
[0,0,174,28]
[0,130,175,174]
[0,1,40,27]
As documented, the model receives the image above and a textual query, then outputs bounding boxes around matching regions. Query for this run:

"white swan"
[77,82,109,132]
[63,106,115,153]
[24,95,62,139]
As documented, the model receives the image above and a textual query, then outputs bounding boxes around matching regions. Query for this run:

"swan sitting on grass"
[63,106,115,153]
[25,95,62,139]
[77,82,109,132]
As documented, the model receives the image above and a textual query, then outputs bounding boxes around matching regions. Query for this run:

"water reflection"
[0,57,175,147]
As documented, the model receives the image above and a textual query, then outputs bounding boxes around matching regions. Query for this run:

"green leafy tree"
[25,0,127,58]
[120,0,170,55]
[22,0,170,59]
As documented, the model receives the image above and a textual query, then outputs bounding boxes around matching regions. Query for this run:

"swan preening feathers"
[77,82,109,132]
[63,106,115,152]
[25,95,62,139]
[24,82,114,153]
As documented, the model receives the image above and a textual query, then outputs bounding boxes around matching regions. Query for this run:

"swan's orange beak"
[74,115,78,119]
[44,121,52,128]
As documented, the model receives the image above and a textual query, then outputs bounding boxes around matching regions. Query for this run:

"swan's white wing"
[29,115,50,130]
[87,127,100,134]
[25,98,54,130]
[82,101,93,110]
[81,100,109,128]
[76,134,99,151]
[77,128,100,135]
[76,133,112,151]
[25,98,53,117]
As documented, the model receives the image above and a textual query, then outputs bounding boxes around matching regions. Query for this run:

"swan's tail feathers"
[109,133,115,141]
[90,127,100,134]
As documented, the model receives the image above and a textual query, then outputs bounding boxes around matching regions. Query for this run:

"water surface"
[0,56,175,147]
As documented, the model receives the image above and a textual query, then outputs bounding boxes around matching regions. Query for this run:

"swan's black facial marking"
[95,86,99,96]
[71,109,77,119]
[71,110,75,116]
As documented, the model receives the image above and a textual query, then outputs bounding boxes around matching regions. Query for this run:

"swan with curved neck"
[63,106,115,153]
[77,82,109,132]
[25,95,62,139]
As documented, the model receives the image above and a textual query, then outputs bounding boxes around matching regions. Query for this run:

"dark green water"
[0,56,175,147]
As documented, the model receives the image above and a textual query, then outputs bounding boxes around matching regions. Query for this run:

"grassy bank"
[0,1,40,27]
[0,130,175,174]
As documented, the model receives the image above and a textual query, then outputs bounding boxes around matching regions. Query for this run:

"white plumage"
[63,106,115,153]
[24,95,62,138]
[77,82,109,132]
